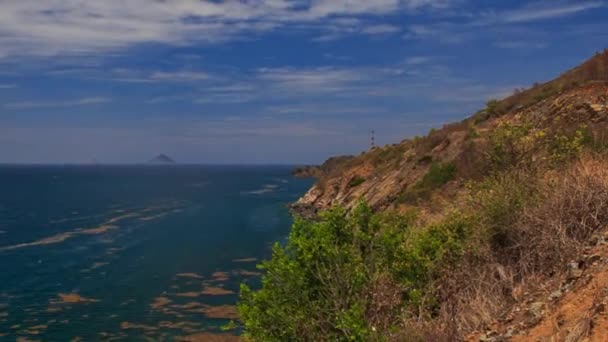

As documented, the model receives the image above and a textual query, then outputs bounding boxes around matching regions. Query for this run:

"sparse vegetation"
[348,176,366,188]
[243,50,608,341]
[244,152,608,340]
[399,162,457,203]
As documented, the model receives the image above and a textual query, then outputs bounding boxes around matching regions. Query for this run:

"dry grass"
[515,155,608,275]
[429,155,608,338]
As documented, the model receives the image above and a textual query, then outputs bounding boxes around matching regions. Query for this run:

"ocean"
[0,165,313,340]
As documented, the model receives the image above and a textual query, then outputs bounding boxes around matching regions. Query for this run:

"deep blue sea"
[0,165,313,340]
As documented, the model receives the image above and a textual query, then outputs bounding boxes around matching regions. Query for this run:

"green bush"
[485,99,501,117]
[238,203,470,341]
[348,176,366,188]
[486,121,534,171]
[399,162,457,203]
[466,172,536,252]
[548,125,593,164]
[465,125,480,141]
[418,162,457,189]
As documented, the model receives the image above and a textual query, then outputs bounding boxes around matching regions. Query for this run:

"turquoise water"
[0,165,312,340]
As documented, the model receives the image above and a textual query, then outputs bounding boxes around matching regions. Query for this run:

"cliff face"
[294,50,608,217]
[291,155,354,178]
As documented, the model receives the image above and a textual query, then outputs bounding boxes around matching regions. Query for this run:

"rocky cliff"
[293,49,608,218]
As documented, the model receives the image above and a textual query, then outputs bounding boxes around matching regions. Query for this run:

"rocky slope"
[293,49,608,218]
[466,235,608,342]
[286,49,608,341]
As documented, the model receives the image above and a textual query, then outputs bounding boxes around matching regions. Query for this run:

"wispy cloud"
[4,97,110,109]
[0,0,444,59]
[257,67,365,92]
[361,24,402,35]
[0,84,17,89]
[63,68,212,83]
[499,1,605,23]
[494,41,548,49]
[149,71,209,81]
[404,56,432,65]
[405,1,605,44]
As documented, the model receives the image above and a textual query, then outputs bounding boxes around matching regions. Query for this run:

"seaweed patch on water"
[200,287,234,296]
[176,292,201,298]
[46,307,62,313]
[211,272,230,282]
[0,204,187,252]
[176,273,204,280]
[175,286,235,298]
[120,321,158,332]
[48,293,99,312]
[193,305,239,320]
[57,293,99,304]
[150,296,171,310]
[159,320,201,333]
[177,332,240,342]
[232,257,257,263]
[20,324,48,336]
[0,212,139,252]
[170,302,203,310]
[98,331,128,340]
[235,269,261,277]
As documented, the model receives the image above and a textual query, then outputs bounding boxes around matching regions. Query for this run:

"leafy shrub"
[466,172,537,257]
[369,145,407,167]
[419,162,457,189]
[399,162,457,203]
[238,203,471,341]
[485,99,501,117]
[485,121,535,171]
[348,176,366,188]
[548,124,593,164]
[465,125,479,141]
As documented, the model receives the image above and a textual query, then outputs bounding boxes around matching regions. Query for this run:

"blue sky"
[0,0,607,164]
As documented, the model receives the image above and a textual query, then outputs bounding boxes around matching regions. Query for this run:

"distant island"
[148,154,175,164]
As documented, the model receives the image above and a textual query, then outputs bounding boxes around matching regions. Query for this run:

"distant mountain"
[148,154,175,164]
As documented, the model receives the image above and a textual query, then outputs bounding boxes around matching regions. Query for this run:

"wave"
[243,184,280,195]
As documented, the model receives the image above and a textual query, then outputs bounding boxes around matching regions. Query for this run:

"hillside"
[292,155,354,178]
[293,49,608,217]
[238,49,608,342]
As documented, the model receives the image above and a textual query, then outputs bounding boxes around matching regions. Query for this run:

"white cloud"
[404,56,432,65]
[0,0,443,59]
[500,1,605,23]
[361,24,402,35]
[257,67,365,91]
[404,1,606,45]
[149,71,209,81]
[4,97,110,109]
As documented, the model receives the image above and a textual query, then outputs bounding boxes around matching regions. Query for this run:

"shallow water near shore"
[0,165,312,340]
